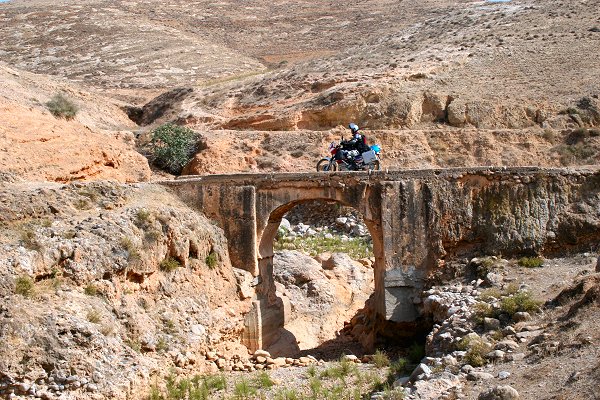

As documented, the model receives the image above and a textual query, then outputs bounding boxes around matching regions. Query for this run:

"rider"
[347,123,370,153]
[337,123,366,170]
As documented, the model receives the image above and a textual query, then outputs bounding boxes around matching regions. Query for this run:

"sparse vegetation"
[456,335,492,367]
[126,338,142,353]
[274,233,373,259]
[87,309,101,323]
[135,209,153,228]
[372,349,391,368]
[160,257,181,273]
[15,275,34,297]
[149,373,228,400]
[46,93,78,120]
[20,228,41,251]
[553,143,596,165]
[233,378,257,399]
[156,337,168,352]
[120,237,141,261]
[148,123,199,175]
[407,342,425,364]
[253,372,275,389]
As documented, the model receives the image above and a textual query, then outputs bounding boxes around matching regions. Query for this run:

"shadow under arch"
[249,196,386,356]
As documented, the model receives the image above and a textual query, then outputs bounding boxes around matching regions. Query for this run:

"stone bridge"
[162,167,600,351]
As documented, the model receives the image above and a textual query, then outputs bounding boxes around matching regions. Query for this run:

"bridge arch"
[250,187,386,352]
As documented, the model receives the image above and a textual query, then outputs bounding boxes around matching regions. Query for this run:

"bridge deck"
[162,166,599,186]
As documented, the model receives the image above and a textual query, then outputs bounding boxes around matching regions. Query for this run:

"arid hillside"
[0,0,599,399]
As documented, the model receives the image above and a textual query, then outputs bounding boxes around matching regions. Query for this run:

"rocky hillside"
[0,180,252,399]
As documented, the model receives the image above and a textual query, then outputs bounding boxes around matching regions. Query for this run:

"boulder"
[409,363,432,382]
[478,385,520,400]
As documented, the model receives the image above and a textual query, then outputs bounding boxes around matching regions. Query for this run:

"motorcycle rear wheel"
[316,158,337,172]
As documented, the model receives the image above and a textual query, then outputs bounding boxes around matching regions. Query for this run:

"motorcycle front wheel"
[316,158,336,172]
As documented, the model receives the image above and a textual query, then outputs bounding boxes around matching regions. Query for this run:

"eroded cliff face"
[0,180,253,399]
[378,169,600,285]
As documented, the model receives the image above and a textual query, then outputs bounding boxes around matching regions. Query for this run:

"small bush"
[517,256,544,268]
[87,309,101,323]
[144,229,162,243]
[205,251,218,269]
[372,349,390,368]
[160,257,181,273]
[389,358,410,375]
[46,93,78,120]
[15,275,34,297]
[156,337,168,352]
[500,291,542,316]
[126,338,142,353]
[84,284,98,296]
[233,378,257,399]
[20,228,41,251]
[135,209,153,228]
[479,287,503,302]
[457,336,491,367]
[148,123,199,175]
[253,372,275,389]
[120,237,140,262]
[472,302,495,325]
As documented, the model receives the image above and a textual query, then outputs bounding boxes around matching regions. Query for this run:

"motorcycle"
[316,139,381,172]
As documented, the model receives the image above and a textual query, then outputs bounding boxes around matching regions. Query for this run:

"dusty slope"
[457,258,600,400]
[0,63,151,182]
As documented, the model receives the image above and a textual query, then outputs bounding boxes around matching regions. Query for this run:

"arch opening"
[255,198,385,358]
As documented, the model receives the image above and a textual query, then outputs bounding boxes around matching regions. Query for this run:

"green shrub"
[517,257,544,268]
[84,284,98,296]
[457,336,491,367]
[46,93,78,120]
[20,228,41,251]
[15,275,34,297]
[500,291,542,316]
[205,251,218,269]
[274,388,301,400]
[156,337,168,352]
[308,376,323,398]
[120,237,140,262]
[135,209,153,228]
[148,123,199,174]
[160,257,181,273]
[554,143,596,165]
[389,357,410,375]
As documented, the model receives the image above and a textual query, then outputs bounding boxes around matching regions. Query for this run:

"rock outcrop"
[0,181,253,399]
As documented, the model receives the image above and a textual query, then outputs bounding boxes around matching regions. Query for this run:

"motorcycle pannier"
[361,150,377,164]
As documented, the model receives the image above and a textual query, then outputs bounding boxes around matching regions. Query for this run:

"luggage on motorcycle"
[361,150,377,164]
